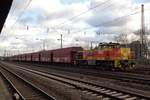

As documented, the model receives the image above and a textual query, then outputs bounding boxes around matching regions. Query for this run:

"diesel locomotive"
[75,43,134,70]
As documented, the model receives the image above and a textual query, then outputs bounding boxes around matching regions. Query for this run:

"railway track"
[0,64,55,100]
[128,65,150,75]
[0,62,99,100]
[23,63,150,93]
[1,61,150,100]
[15,62,150,86]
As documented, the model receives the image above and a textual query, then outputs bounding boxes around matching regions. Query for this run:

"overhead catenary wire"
[72,10,145,33]
[8,0,18,17]
[6,0,138,34]
[19,9,140,36]
[6,0,149,37]
[54,0,112,28]
[69,8,150,35]
[7,9,143,36]
[26,5,141,33]
[50,2,141,35]
[4,0,113,34]
[10,0,33,30]
[2,0,33,36]
[48,0,114,35]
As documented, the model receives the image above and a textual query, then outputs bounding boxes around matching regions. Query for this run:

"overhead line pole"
[61,34,63,48]
[141,4,145,58]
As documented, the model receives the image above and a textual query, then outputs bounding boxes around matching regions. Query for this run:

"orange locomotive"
[75,43,134,70]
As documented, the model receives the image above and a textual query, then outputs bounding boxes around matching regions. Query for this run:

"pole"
[43,40,45,50]
[61,34,62,48]
[141,4,145,58]
[4,50,6,57]
[91,41,93,50]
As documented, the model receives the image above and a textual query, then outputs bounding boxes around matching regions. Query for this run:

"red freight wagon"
[26,53,32,61]
[53,47,83,64]
[14,55,18,61]
[20,54,23,61]
[18,55,22,61]
[19,54,23,61]
[31,52,40,62]
[40,50,52,62]
[21,54,26,61]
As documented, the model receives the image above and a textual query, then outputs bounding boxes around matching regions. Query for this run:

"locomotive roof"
[98,42,120,46]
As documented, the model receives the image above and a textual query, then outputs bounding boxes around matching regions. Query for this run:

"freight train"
[7,42,135,70]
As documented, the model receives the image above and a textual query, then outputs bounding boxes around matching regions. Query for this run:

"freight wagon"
[26,53,32,61]
[52,47,83,64]
[40,50,53,63]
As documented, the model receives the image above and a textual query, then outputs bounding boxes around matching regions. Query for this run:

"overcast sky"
[0,0,150,56]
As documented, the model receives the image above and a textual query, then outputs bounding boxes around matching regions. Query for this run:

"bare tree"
[113,33,128,44]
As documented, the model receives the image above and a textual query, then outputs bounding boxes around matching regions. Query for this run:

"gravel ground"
[3,62,103,100]
[3,61,150,99]
[0,74,12,100]
[128,64,150,74]
[9,62,150,96]
[34,66,150,92]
